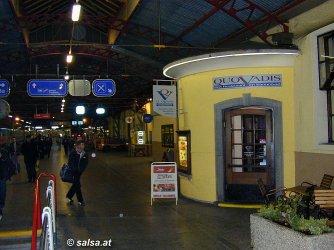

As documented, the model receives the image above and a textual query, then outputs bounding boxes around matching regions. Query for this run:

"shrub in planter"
[256,196,332,235]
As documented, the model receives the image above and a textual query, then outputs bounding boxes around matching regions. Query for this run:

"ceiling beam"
[9,0,30,47]
[108,0,140,44]
[213,0,310,47]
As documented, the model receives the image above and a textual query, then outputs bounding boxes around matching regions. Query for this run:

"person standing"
[21,135,39,183]
[0,148,16,220]
[9,136,20,173]
[66,139,88,206]
[62,136,69,156]
[46,136,53,158]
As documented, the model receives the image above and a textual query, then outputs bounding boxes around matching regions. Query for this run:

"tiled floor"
[0,145,254,249]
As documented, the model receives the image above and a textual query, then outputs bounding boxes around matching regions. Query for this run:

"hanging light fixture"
[76,105,85,115]
[96,107,105,115]
[64,69,70,80]
[72,1,81,22]
[66,51,73,63]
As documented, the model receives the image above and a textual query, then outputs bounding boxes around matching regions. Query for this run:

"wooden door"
[225,107,273,201]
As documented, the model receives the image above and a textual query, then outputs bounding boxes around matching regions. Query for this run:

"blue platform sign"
[0,80,10,97]
[27,79,68,97]
[92,79,116,97]
[143,114,153,123]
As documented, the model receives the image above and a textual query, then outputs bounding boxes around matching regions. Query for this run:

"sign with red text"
[34,113,50,119]
[151,162,178,205]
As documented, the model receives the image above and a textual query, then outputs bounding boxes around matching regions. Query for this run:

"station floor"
[0,145,255,249]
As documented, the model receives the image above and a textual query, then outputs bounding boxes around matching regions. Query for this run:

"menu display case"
[176,130,191,175]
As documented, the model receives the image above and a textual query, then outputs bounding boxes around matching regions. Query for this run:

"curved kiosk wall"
[163,49,300,203]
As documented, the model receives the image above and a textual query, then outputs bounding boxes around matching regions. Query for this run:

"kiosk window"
[318,31,334,142]
[161,124,174,148]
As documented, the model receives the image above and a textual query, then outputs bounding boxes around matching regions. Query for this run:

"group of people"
[0,139,17,220]
[0,134,53,220]
[0,134,89,220]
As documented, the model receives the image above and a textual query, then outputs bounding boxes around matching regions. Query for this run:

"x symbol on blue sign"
[98,84,105,92]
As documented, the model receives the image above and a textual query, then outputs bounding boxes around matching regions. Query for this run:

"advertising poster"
[152,85,177,118]
[151,162,178,205]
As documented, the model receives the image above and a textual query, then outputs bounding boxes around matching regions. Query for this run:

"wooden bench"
[314,189,334,226]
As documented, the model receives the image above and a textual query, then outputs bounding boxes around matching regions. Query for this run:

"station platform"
[0,145,254,249]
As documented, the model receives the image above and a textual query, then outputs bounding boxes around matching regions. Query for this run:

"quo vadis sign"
[153,85,177,118]
[213,74,282,90]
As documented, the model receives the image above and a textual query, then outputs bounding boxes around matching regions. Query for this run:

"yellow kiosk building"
[153,3,334,203]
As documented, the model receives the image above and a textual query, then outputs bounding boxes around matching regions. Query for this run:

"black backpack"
[60,163,74,183]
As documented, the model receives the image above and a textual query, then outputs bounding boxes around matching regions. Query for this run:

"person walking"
[21,135,39,183]
[0,147,16,220]
[66,139,88,206]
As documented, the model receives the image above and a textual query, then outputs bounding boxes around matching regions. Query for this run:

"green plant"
[289,216,331,235]
[257,203,283,223]
[257,196,332,235]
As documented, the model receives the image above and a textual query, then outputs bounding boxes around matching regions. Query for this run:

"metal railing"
[31,173,57,250]
[39,207,54,250]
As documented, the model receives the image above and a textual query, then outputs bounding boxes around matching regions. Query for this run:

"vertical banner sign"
[153,85,177,118]
[151,162,178,205]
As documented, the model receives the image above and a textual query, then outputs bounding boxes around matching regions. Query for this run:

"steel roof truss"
[206,0,291,45]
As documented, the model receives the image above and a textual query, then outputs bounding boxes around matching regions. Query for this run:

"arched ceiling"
[0,0,328,122]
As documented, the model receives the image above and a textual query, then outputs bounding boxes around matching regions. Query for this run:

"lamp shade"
[76,105,85,115]
[72,3,81,21]
[96,107,105,115]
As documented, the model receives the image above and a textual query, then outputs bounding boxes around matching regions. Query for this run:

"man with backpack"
[0,147,16,220]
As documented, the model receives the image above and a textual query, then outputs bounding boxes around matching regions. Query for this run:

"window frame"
[318,31,334,143]
[161,124,174,148]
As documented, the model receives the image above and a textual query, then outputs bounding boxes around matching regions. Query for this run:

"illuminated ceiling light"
[64,69,69,80]
[71,2,81,22]
[66,53,73,63]
[61,103,64,107]
[61,110,64,113]
[8,115,13,118]
[96,107,105,115]
[15,117,20,121]
[62,99,66,103]
[76,105,85,115]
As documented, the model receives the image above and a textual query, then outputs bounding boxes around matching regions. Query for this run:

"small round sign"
[125,116,133,124]
[143,114,153,123]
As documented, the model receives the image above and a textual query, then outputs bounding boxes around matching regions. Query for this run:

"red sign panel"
[33,113,50,119]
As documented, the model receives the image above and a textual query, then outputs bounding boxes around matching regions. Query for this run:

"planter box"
[250,214,334,250]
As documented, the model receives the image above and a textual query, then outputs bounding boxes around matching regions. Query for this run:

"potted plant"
[250,196,334,249]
